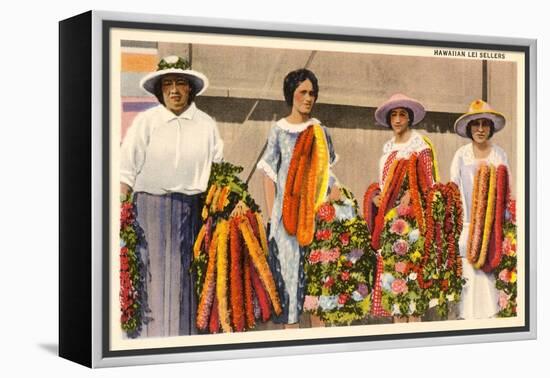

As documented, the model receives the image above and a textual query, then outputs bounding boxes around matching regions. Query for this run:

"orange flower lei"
[215,219,232,333]
[205,184,217,206]
[293,128,314,196]
[196,224,219,331]
[468,164,489,264]
[282,124,329,246]
[229,217,245,332]
[193,223,207,259]
[255,212,269,256]
[466,164,479,262]
[474,164,496,269]
[378,159,408,247]
[386,159,409,215]
[371,158,400,249]
[282,127,309,235]
[298,130,318,246]
[216,185,231,212]
[239,217,283,315]
[210,185,222,213]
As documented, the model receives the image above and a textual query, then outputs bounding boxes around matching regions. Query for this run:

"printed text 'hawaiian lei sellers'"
[433,49,506,59]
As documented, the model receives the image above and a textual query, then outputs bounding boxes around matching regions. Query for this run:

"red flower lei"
[363,183,381,233]
[483,165,509,272]
[419,183,445,288]
[119,246,135,323]
[249,259,272,322]
[445,183,463,272]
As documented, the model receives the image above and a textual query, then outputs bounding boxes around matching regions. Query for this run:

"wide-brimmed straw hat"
[140,55,209,96]
[454,99,506,138]
[374,93,426,128]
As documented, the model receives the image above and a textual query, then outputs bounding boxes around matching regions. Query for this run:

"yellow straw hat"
[454,99,506,138]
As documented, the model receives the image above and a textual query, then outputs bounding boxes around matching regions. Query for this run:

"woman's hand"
[328,185,342,202]
[120,182,132,201]
[400,190,411,207]
[230,200,249,218]
[263,174,276,219]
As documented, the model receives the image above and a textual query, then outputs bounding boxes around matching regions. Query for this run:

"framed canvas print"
[59,10,537,368]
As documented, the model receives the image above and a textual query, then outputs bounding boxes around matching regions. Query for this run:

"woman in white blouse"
[120,56,223,337]
[450,99,508,320]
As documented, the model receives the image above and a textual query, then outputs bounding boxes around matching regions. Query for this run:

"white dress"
[450,143,509,319]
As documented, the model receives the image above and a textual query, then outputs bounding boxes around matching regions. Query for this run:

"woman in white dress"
[450,99,508,320]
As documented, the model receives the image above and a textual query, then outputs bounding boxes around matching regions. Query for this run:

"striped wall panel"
[120,97,158,141]
[120,42,159,141]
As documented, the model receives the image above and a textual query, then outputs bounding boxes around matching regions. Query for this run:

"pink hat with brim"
[374,93,426,128]
[454,99,506,138]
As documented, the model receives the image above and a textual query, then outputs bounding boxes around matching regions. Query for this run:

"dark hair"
[386,107,415,128]
[466,118,495,140]
[154,74,197,106]
[283,68,319,107]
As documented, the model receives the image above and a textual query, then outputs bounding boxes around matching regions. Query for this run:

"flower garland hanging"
[366,148,462,319]
[363,183,380,234]
[119,196,145,338]
[474,164,497,269]
[420,183,465,317]
[304,190,376,325]
[466,164,512,274]
[494,199,517,317]
[467,163,490,264]
[483,165,509,272]
[192,162,282,333]
[215,219,232,333]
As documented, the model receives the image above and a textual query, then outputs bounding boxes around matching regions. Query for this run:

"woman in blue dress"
[257,68,340,327]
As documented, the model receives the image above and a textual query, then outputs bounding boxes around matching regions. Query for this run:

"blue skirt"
[134,192,202,337]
